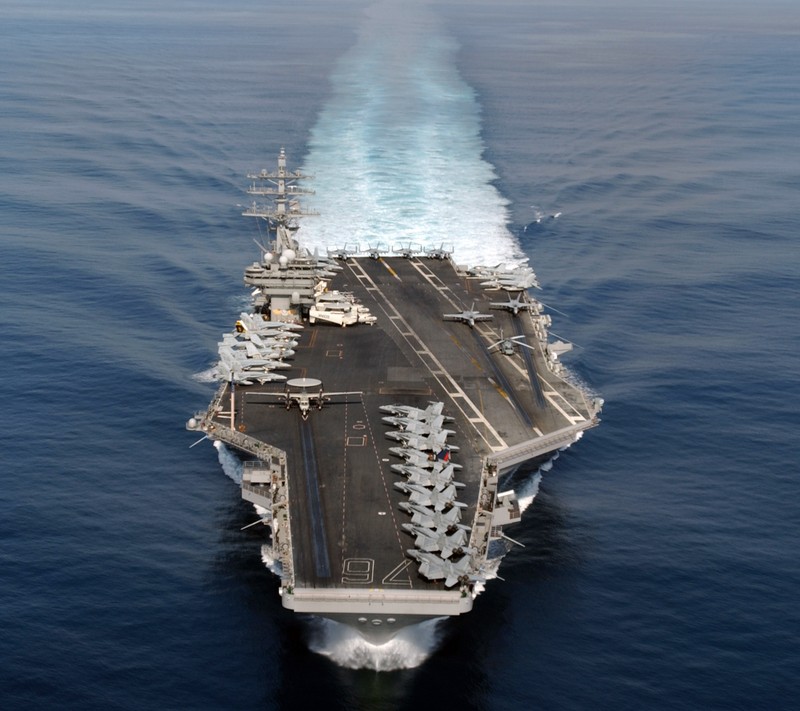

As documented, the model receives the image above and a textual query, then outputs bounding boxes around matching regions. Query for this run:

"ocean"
[1,0,799,708]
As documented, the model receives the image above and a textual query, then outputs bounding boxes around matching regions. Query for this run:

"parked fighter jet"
[547,340,574,359]
[219,334,296,360]
[403,523,475,559]
[385,419,455,438]
[480,270,540,291]
[466,260,528,277]
[227,329,298,349]
[218,342,290,369]
[215,350,288,385]
[235,312,303,335]
[424,243,454,260]
[392,243,421,258]
[387,448,460,470]
[392,463,464,489]
[489,292,534,316]
[311,247,343,272]
[381,412,453,431]
[364,242,387,260]
[379,401,452,421]
[399,501,467,528]
[406,549,474,587]
[327,244,357,260]
[442,303,494,328]
[386,430,458,453]
[394,482,466,512]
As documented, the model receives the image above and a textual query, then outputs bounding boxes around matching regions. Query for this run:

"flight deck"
[198,255,596,596]
[186,149,601,643]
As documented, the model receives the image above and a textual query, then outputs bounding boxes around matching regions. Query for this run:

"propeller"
[487,331,536,354]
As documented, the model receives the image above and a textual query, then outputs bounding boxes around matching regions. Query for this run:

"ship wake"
[300,0,520,264]
[307,617,444,671]
[214,441,242,484]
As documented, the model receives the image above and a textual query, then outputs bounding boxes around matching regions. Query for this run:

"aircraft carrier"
[187,150,602,644]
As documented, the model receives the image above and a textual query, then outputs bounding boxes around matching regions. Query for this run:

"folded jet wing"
[406,550,474,587]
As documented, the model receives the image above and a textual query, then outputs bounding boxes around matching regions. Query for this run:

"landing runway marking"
[382,559,413,587]
[347,259,507,450]
[342,558,374,584]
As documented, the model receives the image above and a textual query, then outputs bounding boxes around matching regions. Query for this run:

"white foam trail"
[308,617,444,671]
[260,544,283,577]
[192,366,218,383]
[513,446,572,514]
[470,557,502,598]
[516,471,544,514]
[300,0,520,265]
[213,441,242,484]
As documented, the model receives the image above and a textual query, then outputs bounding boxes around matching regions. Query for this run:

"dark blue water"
[2,1,799,708]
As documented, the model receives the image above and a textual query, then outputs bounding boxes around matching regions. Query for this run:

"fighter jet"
[389,443,458,463]
[490,292,535,316]
[378,401,452,421]
[406,549,474,587]
[235,312,303,334]
[218,342,290,369]
[226,330,299,349]
[311,247,343,272]
[402,523,475,559]
[467,259,530,278]
[392,463,464,489]
[218,334,296,360]
[327,244,357,260]
[547,340,574,360]
[394,482,466,512]
[442,304,494,328]
[424,243,453,260]
[381,412,453,431]
[480,270,540,291]
[363,242,387,260]
[215,351,288,385]
[392,243,421,258]
[399,501,467,528]
[390,448,462,468]
[384,419,455,438]
[385,430,458,453]
[387,448,443,468]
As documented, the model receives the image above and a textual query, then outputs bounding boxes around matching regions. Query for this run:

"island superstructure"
[187,149,602,644]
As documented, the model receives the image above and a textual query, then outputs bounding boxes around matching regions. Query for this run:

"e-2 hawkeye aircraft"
[248,377,362,420]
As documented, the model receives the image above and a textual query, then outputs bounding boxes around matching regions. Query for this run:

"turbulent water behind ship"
[2,0,799,709]
[301,0,519,264]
